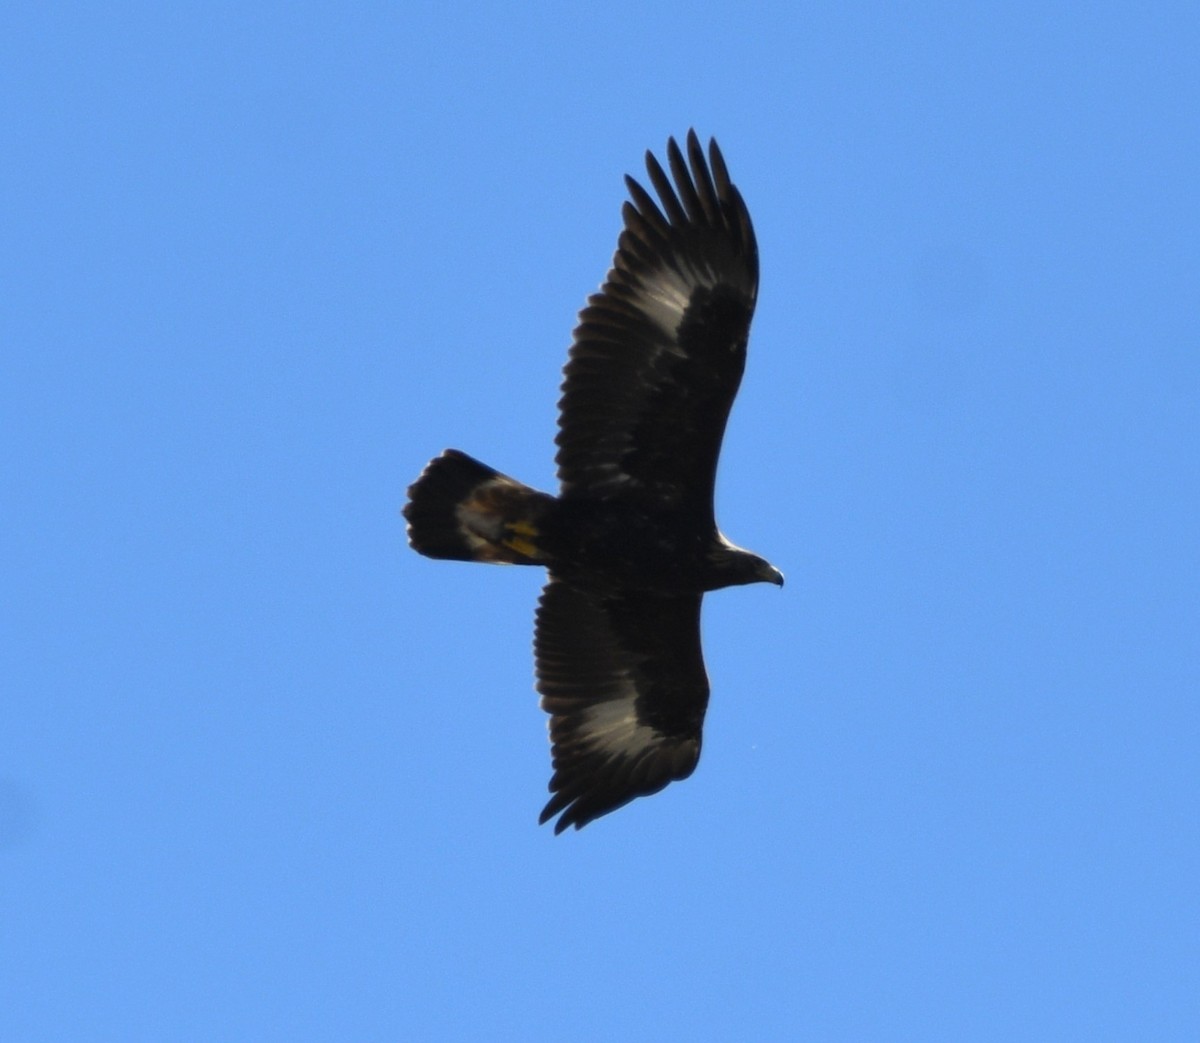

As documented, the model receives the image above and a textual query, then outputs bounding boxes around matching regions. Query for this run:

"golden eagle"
[404,131,781,832]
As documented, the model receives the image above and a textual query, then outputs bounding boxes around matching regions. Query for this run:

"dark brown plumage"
[404,131,781,832]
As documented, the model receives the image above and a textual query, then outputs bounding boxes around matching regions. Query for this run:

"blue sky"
[3,2,1197,1039]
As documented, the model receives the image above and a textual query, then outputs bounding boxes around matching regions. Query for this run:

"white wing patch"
[634,261,719,340]
[581,690,663,757]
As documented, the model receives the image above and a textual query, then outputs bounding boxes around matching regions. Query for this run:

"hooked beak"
[759,562,785,587]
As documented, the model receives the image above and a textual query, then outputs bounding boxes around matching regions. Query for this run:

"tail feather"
[403,449,553,564]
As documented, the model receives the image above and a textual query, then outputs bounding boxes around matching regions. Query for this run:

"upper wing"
[555,130,759,513]
[534,578,710,833]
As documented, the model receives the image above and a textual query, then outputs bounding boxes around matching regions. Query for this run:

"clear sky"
[3,3,1197,1039]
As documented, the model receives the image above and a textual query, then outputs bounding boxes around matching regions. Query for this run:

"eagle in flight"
[404,131,782,832]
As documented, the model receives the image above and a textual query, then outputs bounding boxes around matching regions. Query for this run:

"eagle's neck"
[705,534,784,590]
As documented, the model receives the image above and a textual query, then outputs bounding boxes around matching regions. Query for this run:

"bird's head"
[707,539,784,590]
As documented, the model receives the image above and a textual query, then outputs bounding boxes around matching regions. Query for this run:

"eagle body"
[404,132,781,832]
[551,497,780,596]
[408,450,778,596]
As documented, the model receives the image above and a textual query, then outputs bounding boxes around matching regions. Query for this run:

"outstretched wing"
[555,130,759,513]
[534,579,710,833]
